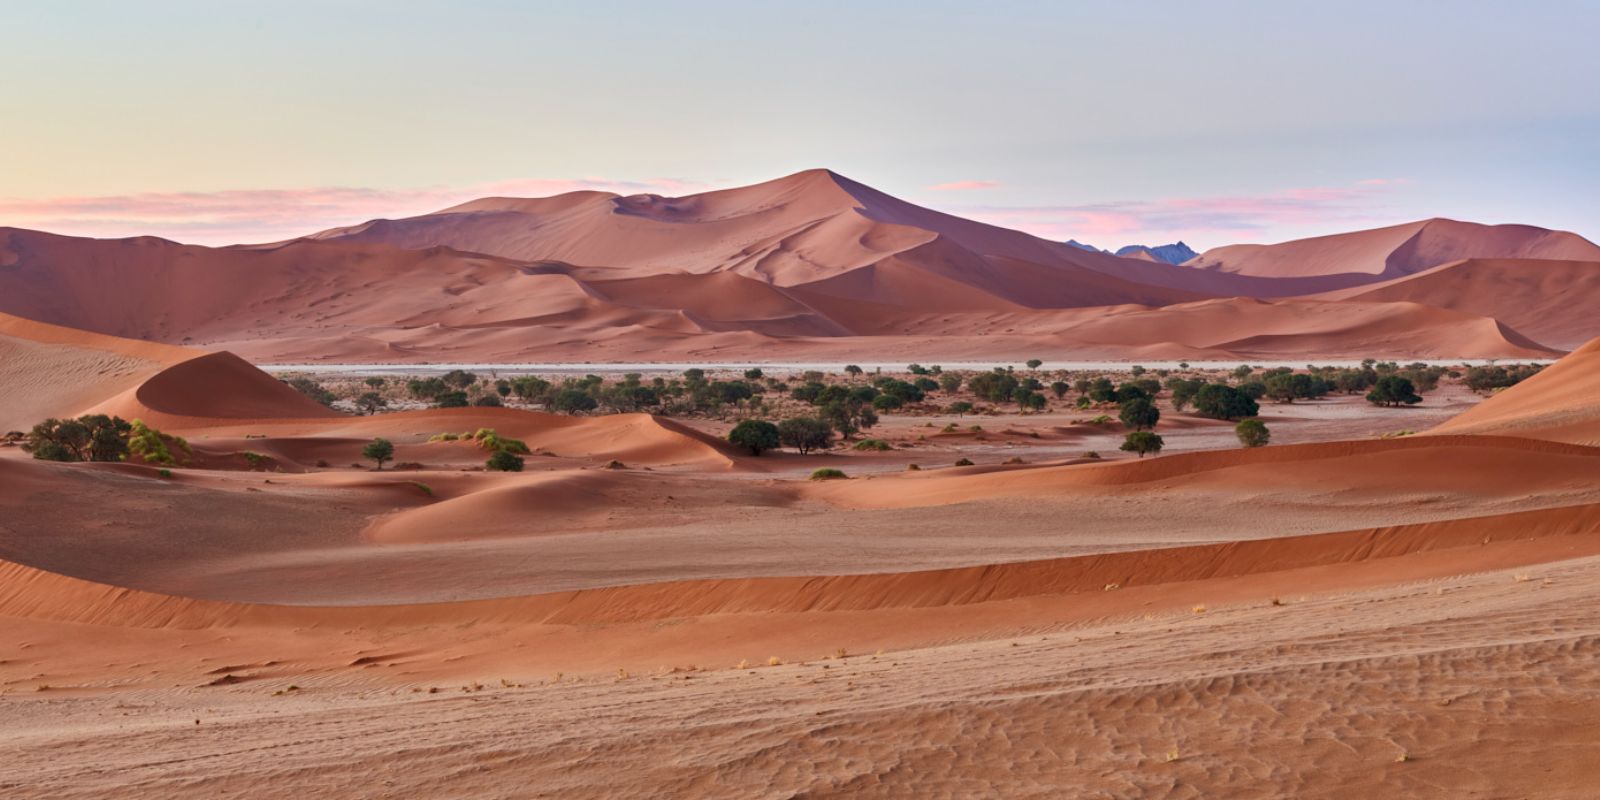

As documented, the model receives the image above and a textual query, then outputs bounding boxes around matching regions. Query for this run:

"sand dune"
[1431,337,1600,444]
[0,312,193,431]
[2,173,1594,360]
[1313,257,1600,350]
[1187,218,1600,292]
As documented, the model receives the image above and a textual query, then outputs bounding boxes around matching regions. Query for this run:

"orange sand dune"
[2,497,1597,630]
[0,312,195,431]
[89,351,341,427]
[1187,218,1600,292]
[1431,337,1600,444]
[817,434,1600,508]
[1313,257,1600,350]
[3,173,1593,360]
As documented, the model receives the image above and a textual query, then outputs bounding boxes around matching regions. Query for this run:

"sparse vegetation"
[1235,418,1270,448]
[809,467,847,481]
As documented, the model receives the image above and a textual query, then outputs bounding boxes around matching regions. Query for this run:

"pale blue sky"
[1,0,1595,247]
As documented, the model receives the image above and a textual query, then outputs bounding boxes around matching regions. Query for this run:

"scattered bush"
[953,457,975,467]
[486,449,525,472]
[1235,418,1270,448]
[809,468,847,481]
[852,439,891,451]
[1120,431,1165,457]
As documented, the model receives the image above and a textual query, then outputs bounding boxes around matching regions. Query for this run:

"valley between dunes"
[3,304,1600,797]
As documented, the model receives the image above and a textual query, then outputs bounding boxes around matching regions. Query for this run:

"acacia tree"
[727,419,780,455]
[778,417,834,455]
[1367,376,1422,407]
[362,438,395,470]
[1120,431,1164,458]
[1118,397,1160,431]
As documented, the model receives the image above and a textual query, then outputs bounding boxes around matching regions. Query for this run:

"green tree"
[778,417,834,455]
[550,388,598,414]
[1026,359,1043,370]
[434,391,470,408]
[939,373,963,393]
[1120,431,1165,458]
[1193,384,1260,420]
[727,419,781,455]
[844,364,864,380]
[1366,376,1422,407]
[1118,397,1160,431]
[1235,418,1270,448]
[364,377,387,389]
[362,438,395,470]
[1049,380,1070,399]
[969,371,1020,403]
[946,401,974,416]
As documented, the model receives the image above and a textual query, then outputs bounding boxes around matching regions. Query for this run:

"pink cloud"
[924,180,1001,192]
[1357,177,1414,186]
[0,177,709,245]
[952,181,1408,244]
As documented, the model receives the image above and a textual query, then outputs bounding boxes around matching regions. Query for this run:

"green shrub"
[486,450,525,472]
[809,468,847,481]
[852,439,891,451]
[954,457,975,467]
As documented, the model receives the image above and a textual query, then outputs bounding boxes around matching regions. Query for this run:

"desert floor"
[4,347,1599,798]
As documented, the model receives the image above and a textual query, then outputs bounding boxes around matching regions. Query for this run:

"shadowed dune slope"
[1,496,1597,629]
[1431,338,1600,444]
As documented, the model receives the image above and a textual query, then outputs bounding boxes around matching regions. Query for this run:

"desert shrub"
[809,468,847,481]
[1193,384,1259,420]
[157,468,173,479]
[486,449,524,472]
[1464,364,1542,392]
[953,458,975,467]
[362,438,395,470]
[1118,397,1160,431]
[442,369,478,389]
[1013,388,1047,412]
[946,401,974,416]
[872,394,904,411]
[127,419,188,465]
[473,394,503,407]
[1088,415,1113,426]
[427,432,460,442]
[968,371,1021,403]
[1235,418,1270,448]
[906,463,921,471]
[471,429,530,454]
[1120,431,1165,457]
[549,388,598,414]
[407,377,448,399]
[1049,381,1070,399]
[778,417,834,455]
[23,415,131,462]
[1081,451,1101,459]
[412,482,434,497]
[434,391,470,408]
[1367,376,1422,407]
[852,439,891,451]
[939,373,963,393]
[727,419,781,455]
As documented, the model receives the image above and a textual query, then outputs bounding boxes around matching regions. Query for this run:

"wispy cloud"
[924,180,1001,192]
[0,177,708,245]
[952,181,1412,245]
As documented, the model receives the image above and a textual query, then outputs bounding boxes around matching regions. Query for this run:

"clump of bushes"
[809,468,847,481]
[852,439,891,451]
[486,449,525,472]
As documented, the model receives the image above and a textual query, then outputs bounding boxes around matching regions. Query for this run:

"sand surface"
[3,242,1600,794]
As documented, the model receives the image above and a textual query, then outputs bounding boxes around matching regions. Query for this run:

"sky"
[2,0,1596,249]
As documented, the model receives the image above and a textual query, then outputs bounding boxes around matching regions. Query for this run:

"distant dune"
[2,173,1597,360]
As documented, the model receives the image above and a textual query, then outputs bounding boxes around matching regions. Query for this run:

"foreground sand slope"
[1430,337,1600,444]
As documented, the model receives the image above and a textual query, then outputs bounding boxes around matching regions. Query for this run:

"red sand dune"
[2,174,1595,360]
[1312,258,1600,350]
[1431,337,1600,444]
[0,312,194,431]
[1187,218,1600,292]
